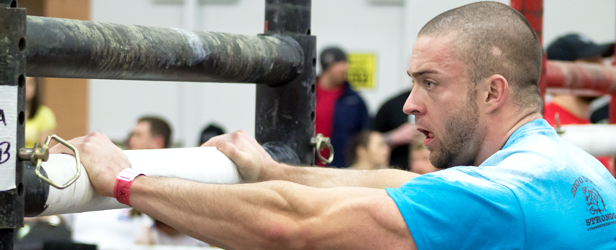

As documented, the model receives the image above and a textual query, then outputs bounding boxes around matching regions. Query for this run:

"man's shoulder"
[338,85,368,107]
[396,167,515,195]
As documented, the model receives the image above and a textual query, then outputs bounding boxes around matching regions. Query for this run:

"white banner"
[0,85,17,191]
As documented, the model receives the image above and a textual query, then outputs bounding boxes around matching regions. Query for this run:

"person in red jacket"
[545,34,614,170]
[315,47,370,167]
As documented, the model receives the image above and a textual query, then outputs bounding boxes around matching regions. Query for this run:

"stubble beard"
[429,91,480,169]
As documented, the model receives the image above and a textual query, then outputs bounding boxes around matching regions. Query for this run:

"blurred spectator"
[316,46,370,167]
[127,117,207,246]
[68,208,150,248]
[590,95,611,124]
[198,123,225,145]
[72,116,207,247]
[545,33,613,169]
[25,77,56,148]
[127,116,172,150]
[373,89,420,170]
[408,134,437,175]
[346,131,390,170]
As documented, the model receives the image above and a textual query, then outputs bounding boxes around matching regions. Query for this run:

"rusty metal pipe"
[545,60,616,93]
[25,16,303,85]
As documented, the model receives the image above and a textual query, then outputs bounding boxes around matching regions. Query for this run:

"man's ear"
[484,74,509,113]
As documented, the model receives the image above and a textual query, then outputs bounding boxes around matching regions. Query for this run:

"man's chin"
[429,154,455,169]
[435,165,453,170]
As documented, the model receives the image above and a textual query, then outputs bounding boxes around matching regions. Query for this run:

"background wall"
[21,0,90,142]
[87,0,615,147]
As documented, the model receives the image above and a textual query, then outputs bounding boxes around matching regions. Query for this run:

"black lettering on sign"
[0,109,6,126]
[0,141,10,165]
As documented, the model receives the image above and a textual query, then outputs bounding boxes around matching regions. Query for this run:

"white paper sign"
[0,86,17,191]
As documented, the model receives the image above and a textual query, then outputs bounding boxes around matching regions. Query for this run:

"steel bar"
[545,60,616,93]
[0,5,25,250]
[611,14,616,124]
[560,125,616,157]
[265,0,311,34]
[510,0,543,44]
[0,0,15,8]
[25,16,303,85]
[256,0,315,165]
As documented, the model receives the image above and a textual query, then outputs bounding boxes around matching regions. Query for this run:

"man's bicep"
[368,192,418,250]
[303,188,417,250]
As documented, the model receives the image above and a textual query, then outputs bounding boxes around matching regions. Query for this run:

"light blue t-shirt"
[386,119,616,249]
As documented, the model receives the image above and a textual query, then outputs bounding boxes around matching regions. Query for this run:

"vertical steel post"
[511,0,546,112]
[611,3,616,174]
[0,1,26,249]
[610,2,616,124]
[256,0,316,165]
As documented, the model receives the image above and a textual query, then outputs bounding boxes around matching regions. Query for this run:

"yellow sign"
[347,53,377,90]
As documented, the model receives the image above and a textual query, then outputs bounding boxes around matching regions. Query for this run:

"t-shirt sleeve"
[37,105,57,131]
[385,169,525,250]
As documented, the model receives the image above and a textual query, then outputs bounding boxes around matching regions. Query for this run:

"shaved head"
[418,1,543,112]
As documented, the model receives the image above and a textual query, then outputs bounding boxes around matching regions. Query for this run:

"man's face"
[403,35,484,169]
[128,121,161,150]
[365,132,390,168]
[326,61,349,85]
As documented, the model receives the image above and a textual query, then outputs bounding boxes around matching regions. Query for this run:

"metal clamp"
[19,143,49,166]
[310,133,334,165]
[19,135,80,189]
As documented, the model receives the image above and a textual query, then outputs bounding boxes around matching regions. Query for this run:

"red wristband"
[114,168,144,206]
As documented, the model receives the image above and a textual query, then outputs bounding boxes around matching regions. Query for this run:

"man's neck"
[319,74,344,90]
[473,110,543,166]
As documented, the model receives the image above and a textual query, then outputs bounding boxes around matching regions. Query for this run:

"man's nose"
[403,89,422,115]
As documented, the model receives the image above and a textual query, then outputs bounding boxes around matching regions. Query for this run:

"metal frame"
[25,16,304,85]
[0,1,26,248]
[257,0,316,164]
[0,0,314,249]
[513,0,616,175]
[5,0,612,248]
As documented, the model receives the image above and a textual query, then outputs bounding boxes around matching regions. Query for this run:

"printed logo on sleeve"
[571,175,616,231]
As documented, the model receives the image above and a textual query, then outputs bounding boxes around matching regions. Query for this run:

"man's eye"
[425,80,434,87]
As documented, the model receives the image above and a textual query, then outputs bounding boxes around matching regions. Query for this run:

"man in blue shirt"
[54,1,616,249]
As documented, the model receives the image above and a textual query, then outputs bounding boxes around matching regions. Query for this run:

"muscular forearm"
[263,164,418,189]
[130,176,314,249]
[129,176,414,250]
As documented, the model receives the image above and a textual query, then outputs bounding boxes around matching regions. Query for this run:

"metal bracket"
[311,133,334,165]
[18,143,48,165]
[18,135,80,189]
